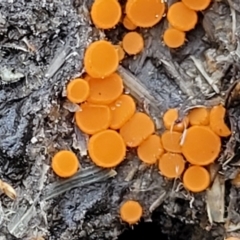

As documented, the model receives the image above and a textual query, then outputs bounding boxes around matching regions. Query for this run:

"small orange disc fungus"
[161,130,182,153]
[163,28,185,48]
[209,104,231,137]
[182,0,211,11]
[120,112,155,147]
[120,200,143,224]
[66,78,90,103]
[90,0,121,29]
[225,237,240,240]
[137,134,164,164]
[167,2,198,31]
[158,152,185,179]
[183,166,210,192]
[126,0,165,28]
[84,40,119,78]
[163,108,189,132]
[52,150,79,178]
[188,107,209,126]
[122,32,144,55]
[88,130,126,168]
[87,73,124,105]
[109,94,136,130]
[115,45,125,62]
[75,103,112,135]
[182,126,221,166]
[123,15,137,30]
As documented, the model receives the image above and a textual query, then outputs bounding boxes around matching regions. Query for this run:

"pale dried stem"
[149,191,166,213]
[227,0,237,43]
[190,56,220,94]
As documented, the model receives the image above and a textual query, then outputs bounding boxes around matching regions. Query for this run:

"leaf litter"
[0,0,240,239]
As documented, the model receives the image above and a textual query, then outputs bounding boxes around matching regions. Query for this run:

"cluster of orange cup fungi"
[50,0,230,226]
[90,0,214,60]
[164,0,212,48]
[160,106,231,193]
[90,0,212,52]
[53,78,231,192]
[68,70,157,169]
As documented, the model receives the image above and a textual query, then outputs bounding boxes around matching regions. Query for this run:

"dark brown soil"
[0,0,240,240]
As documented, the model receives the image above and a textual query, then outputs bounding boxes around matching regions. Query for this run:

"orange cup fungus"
[120,112,155,147]
[123,15,137,30]
[90,0,122,29]
[183,166,210,192]
[109,94,136,130]
[115,45,125,62]
[126,0,165,28]
[137,134,164,164]
[209,104,231,137]
[181,126,221,166]
[52,150,79,178]
[84,40,119,78]
[75,103,112,135]
[225,238,240,240]
[167,2,198,31]
[188,107,209,126]
[120,200,143,224]
[88,130,126,168]
[161,130,182,153]
[163,108,189,132]
[158,152,185,179]
[163,28,185,48]
[182,0,212,11]
[122,32,144,55]
[87,73,124,105]
[66,78,90,104]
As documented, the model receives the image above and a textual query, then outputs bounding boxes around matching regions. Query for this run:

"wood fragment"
[225,221,240,232]
[125,164,139,182]
[7,202,37,238]
[206,172,225,223]
[44,167,116,200]
[225,80,240,108]
[190,56,220,94]
[44,45,72,78]
[118,66,161,113]
[149,191,166,212]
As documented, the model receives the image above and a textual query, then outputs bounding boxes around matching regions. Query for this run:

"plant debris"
[1,0,240,239]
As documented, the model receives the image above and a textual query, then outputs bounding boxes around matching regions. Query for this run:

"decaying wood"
[206,168,225,224]
[0,0,240,239]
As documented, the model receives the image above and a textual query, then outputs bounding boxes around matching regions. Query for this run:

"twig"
[190,56,220,94]
[149,191,166,212]
[227,0,237,43]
